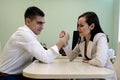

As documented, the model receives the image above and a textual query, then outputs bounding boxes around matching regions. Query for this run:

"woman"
[61,12,117,80]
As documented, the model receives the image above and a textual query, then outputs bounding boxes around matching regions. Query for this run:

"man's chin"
[35,32,41,35]
[37,33,41,35]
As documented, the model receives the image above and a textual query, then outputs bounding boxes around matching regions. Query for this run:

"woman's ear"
[90,23,95,30]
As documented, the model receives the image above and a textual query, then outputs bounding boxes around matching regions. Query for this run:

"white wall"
[113,0,119,52]
[0,42,1,53]
[118,0,120,42]
[0,0,117,50]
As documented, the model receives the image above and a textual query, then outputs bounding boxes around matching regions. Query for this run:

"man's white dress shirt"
[0,25,59,74]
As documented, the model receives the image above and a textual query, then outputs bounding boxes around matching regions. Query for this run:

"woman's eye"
[79,25,83,27]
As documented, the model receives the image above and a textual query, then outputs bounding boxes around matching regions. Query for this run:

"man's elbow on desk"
[39,60,51,64]
[36,57,52,64]
[37,54,57,64]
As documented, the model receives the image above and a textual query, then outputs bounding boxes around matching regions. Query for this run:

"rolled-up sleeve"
[64,44,80,61]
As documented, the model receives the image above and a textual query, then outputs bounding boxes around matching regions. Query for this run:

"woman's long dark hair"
[77,12,109,42]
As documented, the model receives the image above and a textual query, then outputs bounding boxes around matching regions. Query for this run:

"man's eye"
[37,22,45,25]
[80,25,83,27]
[78,25,83,27]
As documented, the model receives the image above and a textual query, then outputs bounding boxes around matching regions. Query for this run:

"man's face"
[26,16,45,35]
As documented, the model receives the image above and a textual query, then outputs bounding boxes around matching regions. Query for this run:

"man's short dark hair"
[24,6,45,20]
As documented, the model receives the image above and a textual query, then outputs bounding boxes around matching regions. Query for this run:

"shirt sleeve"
[17,40,60,63]
[88,35,108,67]
[15,31,60,63]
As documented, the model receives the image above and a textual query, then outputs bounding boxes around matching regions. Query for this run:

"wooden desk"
[23,56,114,79]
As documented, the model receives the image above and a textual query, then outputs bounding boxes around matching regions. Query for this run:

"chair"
[72,31,79,50]
[108,49,116,63]
[72,31,81,57]
[113,42,120,80]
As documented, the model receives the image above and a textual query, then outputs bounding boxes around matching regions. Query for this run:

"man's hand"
[82,60,89,63]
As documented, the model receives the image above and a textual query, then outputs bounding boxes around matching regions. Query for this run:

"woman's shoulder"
[93,33,107,42]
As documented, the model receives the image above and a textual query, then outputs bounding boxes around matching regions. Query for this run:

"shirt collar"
[19,25,37,38]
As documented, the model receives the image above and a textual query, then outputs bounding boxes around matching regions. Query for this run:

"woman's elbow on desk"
[89,59,104,67]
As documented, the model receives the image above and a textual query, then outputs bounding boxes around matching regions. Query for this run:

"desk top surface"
[23,56,114,79]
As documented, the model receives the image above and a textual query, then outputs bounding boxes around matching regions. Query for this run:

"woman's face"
[77,17,92,37]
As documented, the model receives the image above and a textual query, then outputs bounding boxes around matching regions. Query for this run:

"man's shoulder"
[12,26,36,42]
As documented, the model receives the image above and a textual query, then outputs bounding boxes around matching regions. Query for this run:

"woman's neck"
[85,34,91,43]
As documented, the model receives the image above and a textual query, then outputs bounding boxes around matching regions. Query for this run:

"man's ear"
[90,23,95,30]
[25,18,31,26]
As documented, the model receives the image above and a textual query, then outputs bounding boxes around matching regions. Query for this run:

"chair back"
[72,31,79,50]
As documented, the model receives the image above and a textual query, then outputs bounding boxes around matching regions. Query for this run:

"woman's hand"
[82,60,89,63]
[59,30,65,38]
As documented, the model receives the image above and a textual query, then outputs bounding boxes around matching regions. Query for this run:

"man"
[0,6,69,80]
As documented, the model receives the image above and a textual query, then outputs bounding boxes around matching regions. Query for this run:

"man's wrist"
[56,41,64,50]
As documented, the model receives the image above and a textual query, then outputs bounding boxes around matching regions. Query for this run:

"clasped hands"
[59,30,70,48]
